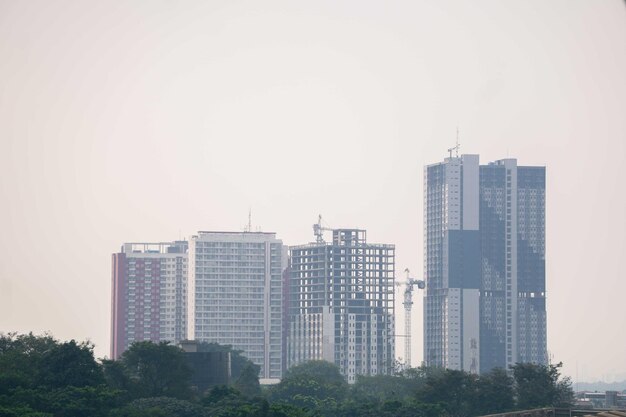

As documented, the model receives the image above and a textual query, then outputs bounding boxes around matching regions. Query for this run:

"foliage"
[512,362,574,409]
[0,332,59,393]
[416,368,481,417]
[343,369,440,417]
[0,404,52,417]
[337,398,442,417]
[351,373,421,403]
[0,332,580,417]
[0,333,104,391]
[202,385,245,406]
[476,367,515,415]
[108,406,167,417]
[269,361,348,410]
[39,340,105,388]
[0,332,119,417]
[13,386,119,417]
[234,363,262,398]
[203,386,278,417]
[267,402,310,417]
[102,358,134,402]
[120,397,205,417]
[114,341,193,400]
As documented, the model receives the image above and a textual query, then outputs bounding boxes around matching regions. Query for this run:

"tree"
[39,340,105,389]
[475,368,515,415]
[202,385,244,406]
[0,332,58,393]
[0,404,52,417]
[0,333,104,391]
[117,397,205,417]
[11,386,118,417]
[116,341,193,400]
[269,361,347,410]
[282,361,347,387]
[512,362,574,409]
[415,369,480,417]
[351,372,427,404]
[102,358,134,400]
[234,363,261,398]
[0,333,118,417]
[267,402,309,417]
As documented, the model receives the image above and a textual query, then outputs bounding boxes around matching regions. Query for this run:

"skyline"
[1,0,625,382]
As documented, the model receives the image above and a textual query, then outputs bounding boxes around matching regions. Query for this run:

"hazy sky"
[1,0,625,382]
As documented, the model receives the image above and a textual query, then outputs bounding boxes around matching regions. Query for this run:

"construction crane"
[447,127,461,158]
[313,214,333,243]
[399,268,425,368]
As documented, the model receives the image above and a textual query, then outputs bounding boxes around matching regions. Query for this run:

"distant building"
[577,391,626,409]
[423,155,546,373]
[287,228,395,383]
[110,241,188,359]
[187,231,287,380]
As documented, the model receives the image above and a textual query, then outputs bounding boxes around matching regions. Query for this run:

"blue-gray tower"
[424,155,546,373]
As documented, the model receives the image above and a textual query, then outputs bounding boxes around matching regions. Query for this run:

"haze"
[0,0,625,382]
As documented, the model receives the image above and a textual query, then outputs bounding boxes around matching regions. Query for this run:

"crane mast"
[313,214,333,243]
[401,268,425,368]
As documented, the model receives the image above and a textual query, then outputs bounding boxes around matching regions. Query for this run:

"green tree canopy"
[0,333,118,417]
[475,367,515,416]
[113,341,193,400]
[269,360,348,410]
[416,369,480,417]
[350,374,416,403]
[119,397,205,417]
[234,363,261,398]
[0,332,58,392]
[512,362,574,409]
[39,340,105,389]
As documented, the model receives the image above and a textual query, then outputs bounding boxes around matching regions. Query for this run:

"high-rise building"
[423,155,546,373]
[110,241,188,359]
[188,231,287,380]
[287,229,395,383]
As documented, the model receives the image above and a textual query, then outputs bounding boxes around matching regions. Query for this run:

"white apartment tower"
[188,231,287,379]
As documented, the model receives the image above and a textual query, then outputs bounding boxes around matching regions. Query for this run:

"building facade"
[287,229,395,383]
[424,155,546,373]
[110,241,188,359]
[187,231,287,380]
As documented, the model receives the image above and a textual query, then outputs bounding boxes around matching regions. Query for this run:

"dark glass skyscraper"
[424,155,546,373]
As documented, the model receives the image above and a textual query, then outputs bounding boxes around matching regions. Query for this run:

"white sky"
[1,0,624,382]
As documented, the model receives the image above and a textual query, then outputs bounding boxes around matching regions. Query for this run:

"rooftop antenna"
[244,208,252,232]
[447,127,460,158]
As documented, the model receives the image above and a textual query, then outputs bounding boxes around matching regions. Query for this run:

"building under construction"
[286,226,395,382]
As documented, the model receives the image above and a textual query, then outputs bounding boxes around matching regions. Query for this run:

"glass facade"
[424,156,547,373]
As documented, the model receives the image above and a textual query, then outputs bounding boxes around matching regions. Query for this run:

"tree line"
[0,332,573,417]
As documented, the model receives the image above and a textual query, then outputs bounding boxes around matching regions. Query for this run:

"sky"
[0,0,625,382]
